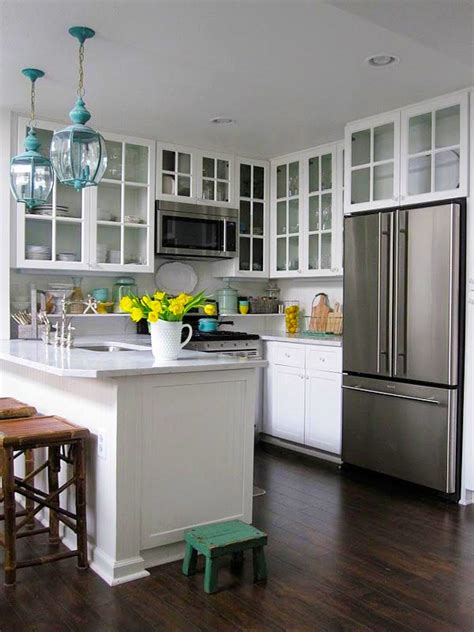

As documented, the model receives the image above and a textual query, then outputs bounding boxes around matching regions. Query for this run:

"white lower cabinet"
[263,341,342,455]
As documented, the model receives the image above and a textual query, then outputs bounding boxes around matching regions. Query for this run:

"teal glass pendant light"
[10,69,54,208]
[50,26,107,191]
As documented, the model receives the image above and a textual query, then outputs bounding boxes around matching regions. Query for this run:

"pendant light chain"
[77,41,85,98]
[29,79,36,130]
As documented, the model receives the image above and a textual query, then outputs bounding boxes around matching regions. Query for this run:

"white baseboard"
[260,434,342,464]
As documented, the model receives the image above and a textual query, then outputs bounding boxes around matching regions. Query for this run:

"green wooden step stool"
[182,520,267,594]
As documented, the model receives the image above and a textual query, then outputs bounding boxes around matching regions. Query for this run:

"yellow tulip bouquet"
[119,290,216,323]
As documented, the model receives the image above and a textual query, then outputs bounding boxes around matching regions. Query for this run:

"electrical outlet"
[97,431,106,459]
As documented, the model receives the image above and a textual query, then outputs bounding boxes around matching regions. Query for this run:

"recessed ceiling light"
[366,54,400,68]
[210,117,235,125]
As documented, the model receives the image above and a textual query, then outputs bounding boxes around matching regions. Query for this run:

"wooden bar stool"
[0,398,38,530]
[0,415,90,585]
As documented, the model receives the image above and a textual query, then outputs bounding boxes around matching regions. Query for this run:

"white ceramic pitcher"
[150,320,193,361]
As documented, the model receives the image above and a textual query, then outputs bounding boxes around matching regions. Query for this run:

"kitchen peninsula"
[0,336,266,585]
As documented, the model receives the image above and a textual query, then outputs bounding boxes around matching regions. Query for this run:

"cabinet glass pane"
[321,233,332,269]
[253,238,263,272]
[97,182,121,222]
[309,195,320,232]
[35,128,53,158]
[162,150,175,172]
[288,162,299,196]
[240,164,251,197]
[321,193,332,230]
[162,174,175,196]
[56,181,83,219]
[374,124,394,162]
[288,236,299,271]
[308,157,319,193]
[125,144,148,183]
[216,181,229,202]
[277,201,286,235]
[177,175,191,197]
[308,234,319,270]
[276,165,287,199]
[202,179,214,200]
[276,238,287,271]
[435,105,460,149]
[124,185,148,224]
[105,141,123,180]
[217,159,229,180]
[178,152,191,174]
[253,166,264,199]
[408,113,431,155]
[202,157,214,178]
[373,163,394,201]
[351,129,370,166]
[253,202,264,235]
[408,155,431,195]
[288,199,299,233]
[56,222,81,263]
[25,218,52,260]
[239,237,250,271]
[240,200,251,234]
[351,168,370,203]
[321,154,332,190]
[434,150,460,192]
[97,224,121,264]
[124,226,148,265]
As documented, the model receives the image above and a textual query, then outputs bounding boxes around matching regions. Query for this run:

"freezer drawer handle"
[342,385,441,405]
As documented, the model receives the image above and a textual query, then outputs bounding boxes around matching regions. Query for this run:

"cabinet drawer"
[273,344,306,368]
[306,347,342,373]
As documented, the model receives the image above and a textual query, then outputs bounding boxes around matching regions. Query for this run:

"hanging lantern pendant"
[50,26,107,191]
[10,68,54,208]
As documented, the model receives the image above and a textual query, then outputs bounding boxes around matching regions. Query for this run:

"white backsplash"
[277,278,343,316]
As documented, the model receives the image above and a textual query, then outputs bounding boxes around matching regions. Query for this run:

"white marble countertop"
[0,335,267,378]
[260,333,343,347]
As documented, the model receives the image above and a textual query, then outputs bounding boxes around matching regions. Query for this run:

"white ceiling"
[1,0,473,158]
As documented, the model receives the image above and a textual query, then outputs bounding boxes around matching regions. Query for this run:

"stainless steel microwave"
[155,200,238,259]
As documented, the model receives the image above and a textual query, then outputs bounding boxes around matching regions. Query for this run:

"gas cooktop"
[190,331,260,342]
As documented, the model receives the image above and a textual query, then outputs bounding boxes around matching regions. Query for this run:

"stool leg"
[74,440,88,570]
[182,543,198,576]
[2,448,16,585]
[252,546,267,583]
[24,449,35,530]
[48,446,60,545]
[231,550,244,574]
[204,557,219,594]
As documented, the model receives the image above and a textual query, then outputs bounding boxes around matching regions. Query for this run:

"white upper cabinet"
[197,150,234,207]
[156,143,195,202]
[344,111,400,213]
[16,118,90,271]
[15,118,155,273]
[400,91,469,204]
[90,131,156,273]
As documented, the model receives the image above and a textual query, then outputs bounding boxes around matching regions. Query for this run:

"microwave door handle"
[222,220,227,254]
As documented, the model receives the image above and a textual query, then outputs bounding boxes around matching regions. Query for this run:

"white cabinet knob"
[285,353,290,358]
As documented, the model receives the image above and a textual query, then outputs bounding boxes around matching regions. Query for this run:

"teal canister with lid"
[215,279,238,315]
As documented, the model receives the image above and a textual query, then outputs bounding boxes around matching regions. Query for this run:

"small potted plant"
[120,290,216,360]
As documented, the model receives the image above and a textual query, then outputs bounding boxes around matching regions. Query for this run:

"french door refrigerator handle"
[342,385,441,405]
[377,212,393,374]
[394,210,407,376]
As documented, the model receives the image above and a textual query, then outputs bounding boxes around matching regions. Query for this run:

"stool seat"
[0,416,90,448]
[183,520,267,593]
[0,398,37,420]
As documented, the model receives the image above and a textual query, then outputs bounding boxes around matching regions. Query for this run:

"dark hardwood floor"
[1,443,473,631]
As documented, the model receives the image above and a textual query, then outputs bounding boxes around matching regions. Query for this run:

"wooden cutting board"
[310,293,331,332]
[331,302,343,335]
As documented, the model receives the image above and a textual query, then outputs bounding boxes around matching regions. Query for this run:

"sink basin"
[75,345,135,352]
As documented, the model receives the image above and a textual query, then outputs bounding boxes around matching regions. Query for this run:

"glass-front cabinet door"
[303,145,340,276]
[156,143,194,202]
[400,91,468,204]
[197,151,234,207]
[271,158,302,276]
[236,158,268,276]
[90,132,155,273]
[344,112,400,213]
[16,118,89,270]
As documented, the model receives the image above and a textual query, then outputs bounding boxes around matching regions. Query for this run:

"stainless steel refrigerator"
[342,202,464,495]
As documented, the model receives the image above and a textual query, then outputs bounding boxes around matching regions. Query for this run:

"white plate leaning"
[155,261,198,295]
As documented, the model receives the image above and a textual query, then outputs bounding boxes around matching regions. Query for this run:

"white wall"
[0,109,12,338]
